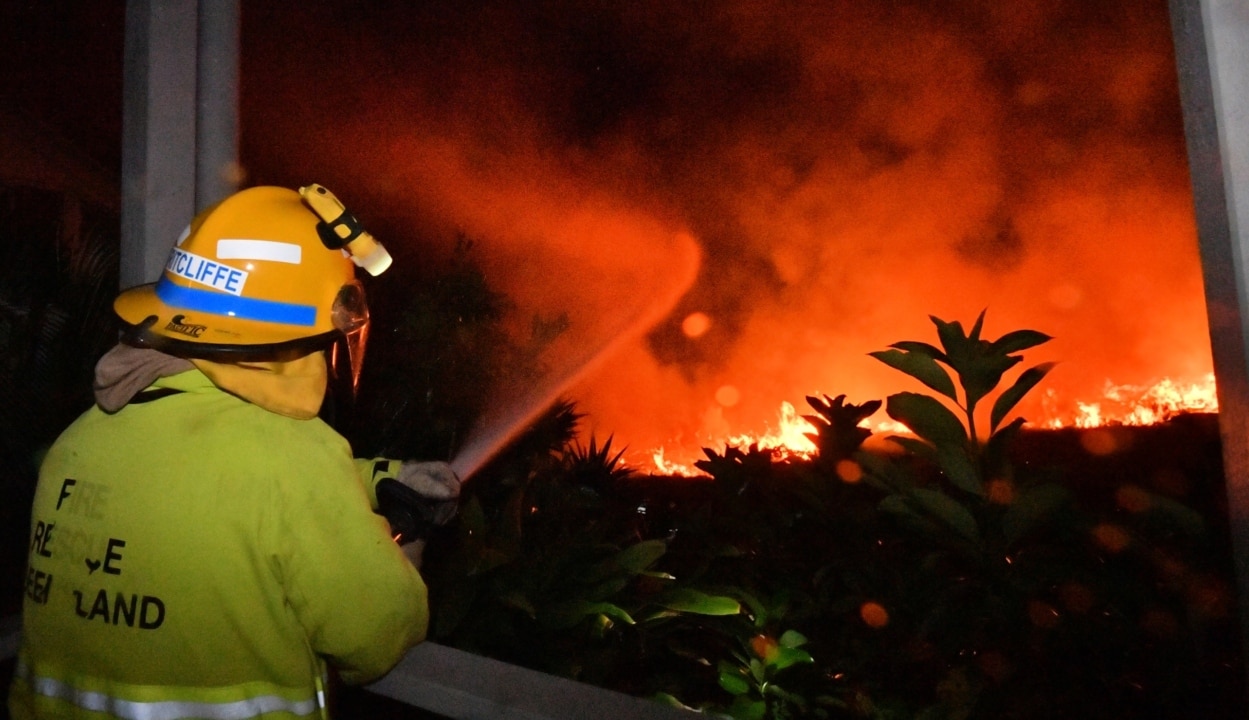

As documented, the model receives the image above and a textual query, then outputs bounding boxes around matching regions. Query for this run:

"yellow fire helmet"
[114,185,391,363]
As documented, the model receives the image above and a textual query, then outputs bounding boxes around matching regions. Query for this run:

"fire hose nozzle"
[375,478,439,545]
[299,184,393,276]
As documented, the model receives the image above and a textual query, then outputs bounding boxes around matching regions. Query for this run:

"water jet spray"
[448,232,701,481]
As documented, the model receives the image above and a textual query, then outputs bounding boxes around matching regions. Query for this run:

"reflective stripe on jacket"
[11,658,322,719]
[9,369,428,719]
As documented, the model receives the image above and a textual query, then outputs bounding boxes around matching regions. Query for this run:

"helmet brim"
[115,283,339,361]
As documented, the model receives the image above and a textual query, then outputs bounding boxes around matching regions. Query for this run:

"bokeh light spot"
[682,312,711,338]
[1115,484,1152,513]
[860,601,889,628]
[1091,523,1131,553]
[836,459,863,483]
[1058,582,1095,614]
[986,479,1014,505]
[715,385,741,407]
[1048,283,1083,310]
[977,650,1013,682]
[1080,428,1119,455]
[749,634,779,661]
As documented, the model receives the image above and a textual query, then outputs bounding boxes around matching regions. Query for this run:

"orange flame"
[1041,373,1217,428]
[644,374,1219,477]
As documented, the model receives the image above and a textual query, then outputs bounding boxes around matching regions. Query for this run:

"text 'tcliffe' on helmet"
[113,185,390,384]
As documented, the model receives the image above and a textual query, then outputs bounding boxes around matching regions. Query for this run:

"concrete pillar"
[121,0,197,289]
[1169,0,1249,685]
[120,0,239,290]
[196,0,240,213]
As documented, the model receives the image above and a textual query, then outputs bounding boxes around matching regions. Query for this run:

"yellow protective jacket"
[9,369,428,719]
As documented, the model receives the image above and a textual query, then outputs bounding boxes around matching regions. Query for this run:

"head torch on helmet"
[114,185,391,368]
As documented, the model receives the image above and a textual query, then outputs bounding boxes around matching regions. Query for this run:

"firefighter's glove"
[397,461,461,526]
[375,461,461,545]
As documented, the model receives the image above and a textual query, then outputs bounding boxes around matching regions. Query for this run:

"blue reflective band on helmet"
[156,278,318,327]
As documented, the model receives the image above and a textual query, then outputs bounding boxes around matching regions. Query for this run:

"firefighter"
[9,185,459,719]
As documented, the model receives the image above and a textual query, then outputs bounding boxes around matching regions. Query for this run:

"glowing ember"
[643,374,1219,477]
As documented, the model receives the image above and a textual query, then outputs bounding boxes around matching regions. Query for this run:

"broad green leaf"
[543,600,635,629]
[879,495,936,534]
[651,692,698,711]
[585,576,630,602]
[931,315,968,360]
[984,417,1026,473]
[730,588,768,624]
[728,697,767,720]
[888,436,938,463]
[581,540,665,586]
[886,392,968,446]
[769,646,815,672]
[869,349,957,401]
[935,318,984,396]
[639,570,676,580]
[764,685,807,705]
[960,353,1021,411]
[855,450,914,492]
[990,362,1056,432]
[718,672,751,696]
[779,629,809,648]
[496,590,536,618]
[936,443,983,496]
[890,340,948,362]
[634,608,681,623]
[1003,484,1070,547]
[612,539,667,574]
[581,601,629,627]
[656,588,742,616]
[968,308,987,342]
[908,487,981,544]
[990,329,1053,355]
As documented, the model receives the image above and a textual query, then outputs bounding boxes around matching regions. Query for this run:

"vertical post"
[121,0,240,290]
[1168,0,1249,686]
[121,0,197,289]
[196,0,240,212]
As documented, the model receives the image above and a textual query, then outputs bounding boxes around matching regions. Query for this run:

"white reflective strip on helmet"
[19,662,319,720]
[217,239,303,265]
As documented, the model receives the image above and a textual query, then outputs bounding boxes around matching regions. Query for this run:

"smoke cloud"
[242,0,1209,467]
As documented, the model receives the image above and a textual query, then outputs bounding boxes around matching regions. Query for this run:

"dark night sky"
[0,1,1212,465]
[0,2,125,176]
